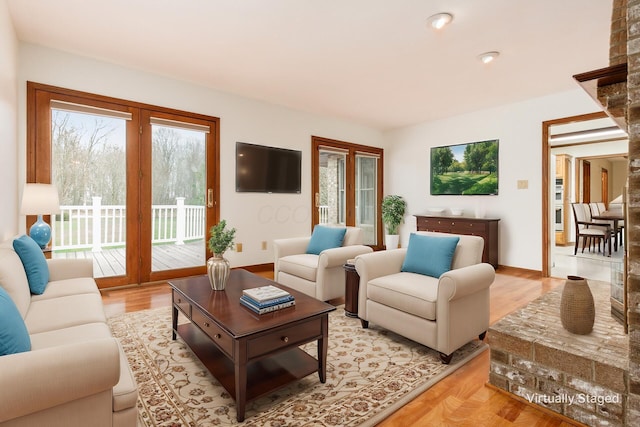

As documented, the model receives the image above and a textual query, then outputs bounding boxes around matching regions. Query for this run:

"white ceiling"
[6,0,613,131]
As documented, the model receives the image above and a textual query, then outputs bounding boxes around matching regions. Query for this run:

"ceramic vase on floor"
[207,255,230,290]
[560,275,595,335]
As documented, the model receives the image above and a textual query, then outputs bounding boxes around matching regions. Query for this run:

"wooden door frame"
[541,111,607,277]
[602,168,609,209]
[26,82,220,288]
[583,160,591,203]
[311,136,384,250]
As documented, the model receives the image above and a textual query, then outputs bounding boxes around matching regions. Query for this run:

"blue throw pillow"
[306,225,347,255]
[0,287,31,355]
[401,233,460,278]
[13,235,49,295]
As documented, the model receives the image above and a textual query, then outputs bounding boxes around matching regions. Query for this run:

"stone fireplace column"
[625,0,640,423]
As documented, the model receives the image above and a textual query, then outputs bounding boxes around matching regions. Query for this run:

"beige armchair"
[354,231,495,363]
[274,226,373,301]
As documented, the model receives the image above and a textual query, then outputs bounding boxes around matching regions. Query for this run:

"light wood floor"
[100,267,585,426]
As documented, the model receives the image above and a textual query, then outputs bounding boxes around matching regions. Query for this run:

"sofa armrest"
[274,237,311,260]
[438,263,495,302]
[354,249,406,281]
[0,338,120,422]
[47,258,94,281]
[318,245,373,268]
[355,249,407,319]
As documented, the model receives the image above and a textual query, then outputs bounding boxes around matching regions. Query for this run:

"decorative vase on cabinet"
[560,275,595,335]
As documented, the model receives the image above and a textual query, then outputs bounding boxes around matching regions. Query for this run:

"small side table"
[42,247,52,259]
[343,259,360,318]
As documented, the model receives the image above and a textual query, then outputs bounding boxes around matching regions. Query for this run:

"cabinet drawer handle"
[177,298,182,303]
[282,336,289,343]
[204,322,210,327]
[215,333,221,339]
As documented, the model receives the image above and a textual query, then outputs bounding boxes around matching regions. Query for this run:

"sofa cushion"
[30,277,100,302]
[30,322,112,350]
[306,225,347,255]
[13,235,49,295]
[113,341,139,411]
[25,293,107,334]
[0,287,31,355]
[367,272,439,320]
[278,254,319,282]
[401,233,459,278]
[0,247,31,318]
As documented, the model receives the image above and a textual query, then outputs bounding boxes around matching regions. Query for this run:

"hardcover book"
[242,285,291,303]
[240,297,295,314]
[241,294,294,308]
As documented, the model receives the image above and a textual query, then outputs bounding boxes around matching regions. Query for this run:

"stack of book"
[240,285,295,314]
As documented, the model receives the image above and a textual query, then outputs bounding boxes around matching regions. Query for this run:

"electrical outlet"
[517,180,528,189]
[236,243,243,252]
[261,241,267,250]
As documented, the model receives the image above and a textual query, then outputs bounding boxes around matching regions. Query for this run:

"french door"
[311,136,383,248]
[27,82,220,288]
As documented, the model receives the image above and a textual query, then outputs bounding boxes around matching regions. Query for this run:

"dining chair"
[571,203,611,256]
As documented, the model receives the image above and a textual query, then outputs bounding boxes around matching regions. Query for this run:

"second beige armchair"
[274,226,373,301]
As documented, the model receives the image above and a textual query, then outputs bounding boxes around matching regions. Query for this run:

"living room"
[1,1,636,426]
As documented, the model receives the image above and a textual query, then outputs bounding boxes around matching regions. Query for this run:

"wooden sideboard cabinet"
[415,215,500,268]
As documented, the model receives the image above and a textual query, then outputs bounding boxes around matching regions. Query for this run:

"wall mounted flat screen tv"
[430,139,499,195]
[236,142,302,193]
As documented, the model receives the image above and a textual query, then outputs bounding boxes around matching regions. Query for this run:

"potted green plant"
[381,195,406,249]
[206,219,236,290]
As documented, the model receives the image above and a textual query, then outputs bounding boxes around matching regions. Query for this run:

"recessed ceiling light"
[478,51,500,64]
[427,13,453,30]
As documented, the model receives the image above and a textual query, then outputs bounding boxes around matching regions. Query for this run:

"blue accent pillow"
[306,225,347,255]
[13,235,49,295]
[0,287,31,355]
[401,233,460,278]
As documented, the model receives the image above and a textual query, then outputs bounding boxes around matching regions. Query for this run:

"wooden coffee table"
[169,269,335,422]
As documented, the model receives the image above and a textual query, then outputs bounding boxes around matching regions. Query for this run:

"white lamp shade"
[20,183,61,215]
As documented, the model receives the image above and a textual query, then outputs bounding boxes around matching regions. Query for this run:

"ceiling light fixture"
[478,51,500,64]
[427,13,453,30]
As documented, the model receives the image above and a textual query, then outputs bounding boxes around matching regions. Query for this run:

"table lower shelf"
[175,322,320,402]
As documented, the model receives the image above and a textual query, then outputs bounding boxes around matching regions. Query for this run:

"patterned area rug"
[107,306,487,426]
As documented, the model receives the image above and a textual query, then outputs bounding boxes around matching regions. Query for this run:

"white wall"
[0,0,18,241]
[16,43,384,267]
[384,89,602,271]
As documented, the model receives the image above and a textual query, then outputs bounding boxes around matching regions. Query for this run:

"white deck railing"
[52,197,205,252]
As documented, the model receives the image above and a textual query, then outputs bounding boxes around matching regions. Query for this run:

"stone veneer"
[489,280,628,426]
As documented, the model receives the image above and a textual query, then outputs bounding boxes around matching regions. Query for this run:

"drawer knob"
[204,322,210,327]
[215,333,221,339]
[282,336,289,343]
[177,298,182,303]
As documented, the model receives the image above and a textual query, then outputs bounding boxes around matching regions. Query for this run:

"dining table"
[592,210,624,252]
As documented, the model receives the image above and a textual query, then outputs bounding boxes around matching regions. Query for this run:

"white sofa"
[274,226,373,301]
[355,231,495,363]
[0,238,138,427]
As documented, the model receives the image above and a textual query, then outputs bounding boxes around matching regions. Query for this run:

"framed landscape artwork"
[430,139,499,195]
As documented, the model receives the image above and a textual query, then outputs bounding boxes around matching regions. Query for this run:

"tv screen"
[236,142,302,193]
[430,139,499,195]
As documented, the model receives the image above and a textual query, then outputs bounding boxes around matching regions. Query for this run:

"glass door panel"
[150,123,207,272]
[356,154,378,245]
[50,108,128,279]
[318,149,346,225]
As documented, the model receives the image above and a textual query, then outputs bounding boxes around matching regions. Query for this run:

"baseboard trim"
[496,265,543,278]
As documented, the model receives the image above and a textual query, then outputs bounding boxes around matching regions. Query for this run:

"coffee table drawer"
[173,290,191,319]
[192,308,233,356]
[248,318,322,359]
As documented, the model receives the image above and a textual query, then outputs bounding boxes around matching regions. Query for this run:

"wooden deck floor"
[52,240,205,278]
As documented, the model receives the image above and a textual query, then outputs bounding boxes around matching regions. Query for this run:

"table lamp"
[20,183,61,249]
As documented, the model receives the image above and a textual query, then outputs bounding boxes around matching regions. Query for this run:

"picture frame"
[430,139,499,195]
